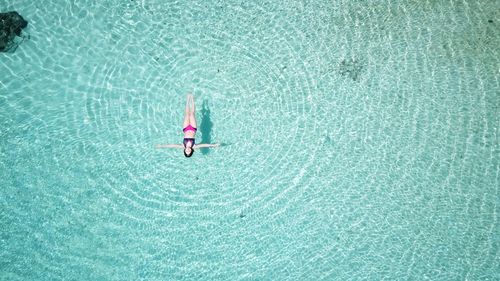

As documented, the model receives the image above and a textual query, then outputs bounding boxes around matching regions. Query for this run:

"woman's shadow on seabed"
[199,99,213,155]
[200,99,231,154]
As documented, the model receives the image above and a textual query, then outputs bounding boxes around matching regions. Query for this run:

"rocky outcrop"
[0,11,28,52]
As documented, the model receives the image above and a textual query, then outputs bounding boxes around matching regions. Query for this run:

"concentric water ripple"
[1,0,498,280]
[74,1,326,221]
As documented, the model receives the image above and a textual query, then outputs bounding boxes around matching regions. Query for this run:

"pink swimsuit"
[183,124,197,133]
[183,125,197,147]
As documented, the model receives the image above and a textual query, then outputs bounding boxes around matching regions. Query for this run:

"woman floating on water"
[155,94,219,157]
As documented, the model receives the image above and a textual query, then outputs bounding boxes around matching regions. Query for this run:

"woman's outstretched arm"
[194,143,220,148]
[155,144,183,149]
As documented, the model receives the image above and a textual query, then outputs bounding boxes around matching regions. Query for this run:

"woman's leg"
[188,94,197,128]
[183,94,191,128]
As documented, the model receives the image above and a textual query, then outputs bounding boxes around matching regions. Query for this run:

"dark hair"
[184,148,194,157]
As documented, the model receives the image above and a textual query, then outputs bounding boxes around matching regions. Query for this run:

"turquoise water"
[1,0,498,280]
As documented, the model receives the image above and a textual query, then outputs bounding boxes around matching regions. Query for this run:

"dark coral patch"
[0,11,28,52]
[339,58,364,81]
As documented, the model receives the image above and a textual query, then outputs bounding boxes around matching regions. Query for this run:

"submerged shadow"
[199,99,213,155]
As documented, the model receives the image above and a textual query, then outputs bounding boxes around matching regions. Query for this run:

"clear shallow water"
[0,0,498,280]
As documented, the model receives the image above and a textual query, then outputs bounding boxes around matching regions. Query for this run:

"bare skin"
[155,94,219,153]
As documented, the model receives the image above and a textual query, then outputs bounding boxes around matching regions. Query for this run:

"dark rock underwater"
[0,11,28,52]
